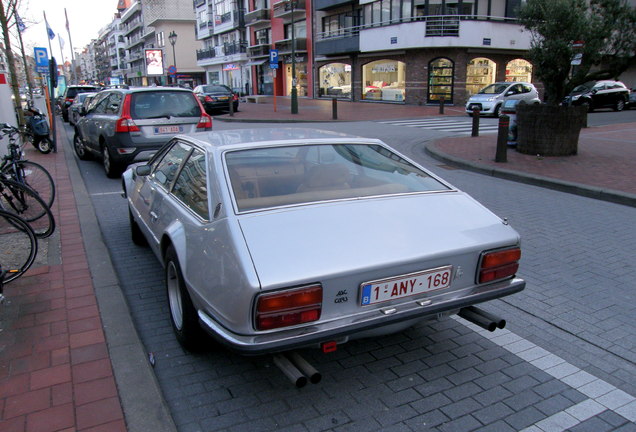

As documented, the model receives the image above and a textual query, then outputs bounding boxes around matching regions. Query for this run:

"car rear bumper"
[197,277,525,355]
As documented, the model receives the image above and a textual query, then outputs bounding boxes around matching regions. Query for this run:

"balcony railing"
[274,37,307,53]
[197,47,217,60]
[197,41,248,60]
[194,0,206,7]
[245,8,270,26]
[314,0,355,11]
[273,0,306,20]
[247,44,271,58]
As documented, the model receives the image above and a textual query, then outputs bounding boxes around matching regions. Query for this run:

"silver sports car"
[123,128,525,356]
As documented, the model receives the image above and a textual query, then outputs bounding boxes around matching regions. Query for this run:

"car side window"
[105,93,122,114]
[172,149,209,220]
[90,93,111,114]
[151,142,192,189]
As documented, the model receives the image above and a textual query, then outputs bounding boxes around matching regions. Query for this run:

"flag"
[59,34,65,49]
[45,19,55,40]
[16,13,26,33]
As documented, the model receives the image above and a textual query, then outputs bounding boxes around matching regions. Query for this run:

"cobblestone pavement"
[67,118,636,432]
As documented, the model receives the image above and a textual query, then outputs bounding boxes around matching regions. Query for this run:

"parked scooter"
[23,106,53,154]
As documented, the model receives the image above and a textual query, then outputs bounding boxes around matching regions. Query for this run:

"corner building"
[313,0,538,106]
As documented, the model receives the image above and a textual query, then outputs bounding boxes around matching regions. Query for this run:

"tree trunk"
[516,104,586,156]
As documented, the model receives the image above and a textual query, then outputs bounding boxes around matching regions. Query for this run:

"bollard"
[495,114,509,163]
[439,97,445,115]
[229,97,234,117]
[471,108,480,137]
[332,97,338,120]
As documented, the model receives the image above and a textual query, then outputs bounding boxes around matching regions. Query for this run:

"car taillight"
[194,96,213,129]
[478,247,521,284]
[255,285,322,331]
[204,95,214,102]
[232,94,238,101]
[115,94,140,132]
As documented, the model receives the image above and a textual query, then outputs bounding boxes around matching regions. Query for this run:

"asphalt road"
[62,118,636,432]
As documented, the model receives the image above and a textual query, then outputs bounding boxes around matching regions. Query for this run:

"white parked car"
[466,82,541,117]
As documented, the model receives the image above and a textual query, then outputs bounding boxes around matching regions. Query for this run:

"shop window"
[319,63,352,99]
[427,57,454,104]
[506,59,532,82]
[362,60,406,102]
[466,57,496,96]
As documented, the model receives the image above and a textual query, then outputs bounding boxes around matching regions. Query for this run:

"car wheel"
[129,209,147,246]
[73,134,89,160]
[493,105,501,117]
[102,145,120,178]
[165,246,205,351]
[582,101,593,112]
[614,99,625,111]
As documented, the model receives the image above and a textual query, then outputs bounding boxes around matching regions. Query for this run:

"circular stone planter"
[516,104,587,156]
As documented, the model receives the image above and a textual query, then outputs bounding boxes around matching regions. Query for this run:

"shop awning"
[245,59,269,67]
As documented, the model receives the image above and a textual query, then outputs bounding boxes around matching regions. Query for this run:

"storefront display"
[506,59,532,82]
[466,57,496,95]
[362,60,406,102]
[428,58,454,103]
[319,63,352,99]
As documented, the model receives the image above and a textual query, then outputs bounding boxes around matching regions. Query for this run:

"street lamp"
[168,30,177,85]
[290,0,298,114]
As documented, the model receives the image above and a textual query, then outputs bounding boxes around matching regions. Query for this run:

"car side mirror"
[135,165,151,176]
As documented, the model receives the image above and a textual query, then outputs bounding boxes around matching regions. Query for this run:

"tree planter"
[516,104,587,156]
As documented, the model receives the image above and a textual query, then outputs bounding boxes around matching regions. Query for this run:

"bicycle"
[0,178,55,238]
[0,209,38,294]
[0,123,56,208]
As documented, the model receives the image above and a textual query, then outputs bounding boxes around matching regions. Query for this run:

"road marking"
[453,317,636,430]
[377,118,499,135]
[90,191,122,196]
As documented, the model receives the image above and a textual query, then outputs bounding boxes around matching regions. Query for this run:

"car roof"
[100,86,194,95]
[180,128,379,153]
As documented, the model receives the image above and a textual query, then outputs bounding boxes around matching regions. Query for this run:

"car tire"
[165,246,205,351]
[129,209,148,247]
[73,134,90,160]
[614,99,625,111]
[493,105,501,117]
[102,145,121,178]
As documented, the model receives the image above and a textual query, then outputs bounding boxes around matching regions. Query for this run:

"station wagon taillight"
[194,97,213,129]
[255,285,322,331]
[478,247,521,284]
[115,94,140,132]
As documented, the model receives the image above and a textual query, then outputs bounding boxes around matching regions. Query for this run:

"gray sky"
[19,0,119,62]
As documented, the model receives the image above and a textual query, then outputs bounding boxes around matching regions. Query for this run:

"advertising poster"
[145,49,164,76]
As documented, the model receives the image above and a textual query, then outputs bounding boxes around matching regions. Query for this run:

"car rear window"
[66,87,97,98]
[225,143,450,212]
[201,85,230,93]
[130,91,201,119]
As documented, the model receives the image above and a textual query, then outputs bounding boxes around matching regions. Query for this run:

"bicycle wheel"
[0,209,38,284]
[0,179,55,238]
[11,160,56,208]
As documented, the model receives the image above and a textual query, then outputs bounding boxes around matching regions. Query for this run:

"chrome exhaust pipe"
[288,352,322,384]
[273,354,307,388]
[458,306,506,332]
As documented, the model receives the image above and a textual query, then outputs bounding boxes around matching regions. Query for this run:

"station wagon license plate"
[360,266,452,306]
[154,126,183,134]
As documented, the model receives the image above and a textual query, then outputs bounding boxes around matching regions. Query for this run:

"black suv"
[61,85,99,121]
[563,80,629,112]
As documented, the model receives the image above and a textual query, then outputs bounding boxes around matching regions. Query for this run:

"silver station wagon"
[123,128,525,359]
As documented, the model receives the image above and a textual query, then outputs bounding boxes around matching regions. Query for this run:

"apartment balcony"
[314,0,355,11]
[247,44,271,58]
[244,8,270,28]
[315,30,359,55]
[197,46,218,61]
[123,19,142,36]
[274,37,307,54]
[194,0,206,7]
[272,0,305,20]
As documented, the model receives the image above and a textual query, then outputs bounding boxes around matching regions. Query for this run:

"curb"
[425,141,636,208]
[59,123,178,432]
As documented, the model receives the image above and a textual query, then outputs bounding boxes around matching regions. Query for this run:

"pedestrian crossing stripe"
[377,118,499,135]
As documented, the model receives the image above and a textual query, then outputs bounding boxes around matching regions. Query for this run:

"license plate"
[219,96,229,101]
[154,126,183,134]
[360,266,453,306]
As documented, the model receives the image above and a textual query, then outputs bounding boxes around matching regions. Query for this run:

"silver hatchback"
[73,87,212,177]
[466,82,541,117]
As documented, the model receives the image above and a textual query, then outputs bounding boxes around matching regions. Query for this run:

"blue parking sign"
[269,49,279,69]
[34,47,49,73]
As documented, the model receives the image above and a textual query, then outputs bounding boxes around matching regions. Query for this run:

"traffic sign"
[34,47,48,74]
[269,49,279,69]
[168,65,177,75]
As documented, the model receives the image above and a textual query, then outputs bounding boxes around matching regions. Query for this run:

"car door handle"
[150,211,158,222]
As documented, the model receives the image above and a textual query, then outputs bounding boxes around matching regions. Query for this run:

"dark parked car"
[193,84,239,114]
[563,80,629,112]
[627,88,636,109]
[61,85,99,122]
[68,93,96,126]
[73,86,212,177]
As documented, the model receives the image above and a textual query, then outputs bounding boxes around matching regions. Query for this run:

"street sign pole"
[269,49,279,113]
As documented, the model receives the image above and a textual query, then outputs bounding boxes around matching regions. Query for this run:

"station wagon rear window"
[131,91,201,119]
[225,143,450,212]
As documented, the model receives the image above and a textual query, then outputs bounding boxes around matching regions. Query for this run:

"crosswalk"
[377,117,500,135]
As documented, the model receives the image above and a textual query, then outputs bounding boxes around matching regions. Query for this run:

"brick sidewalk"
[0,142,126,431]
